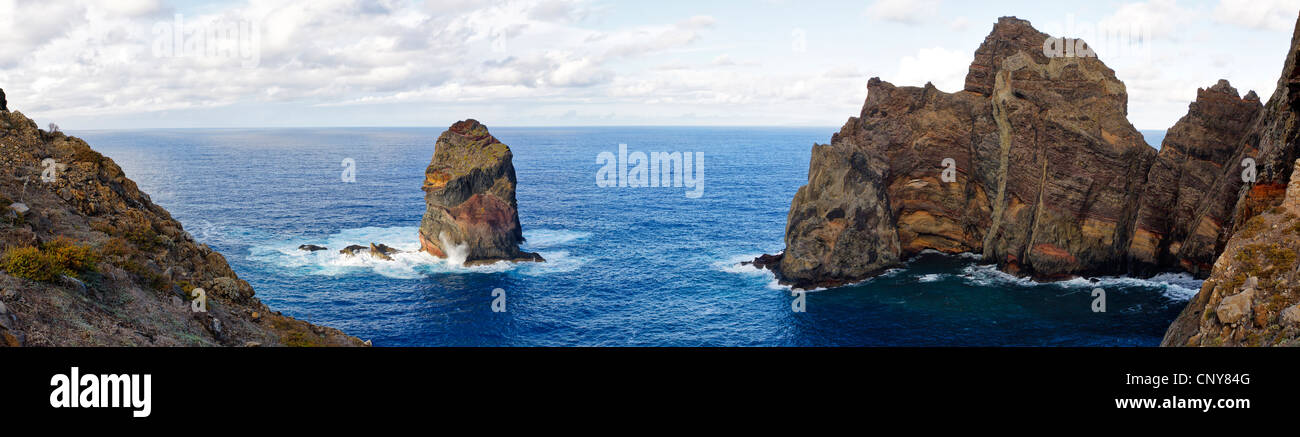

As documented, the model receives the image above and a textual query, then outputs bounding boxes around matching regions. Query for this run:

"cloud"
[1214,0,1300,31]
[0,0,714,122]
[1099,0,1196,40]
[894,47,970,92]
[865,0,939,25]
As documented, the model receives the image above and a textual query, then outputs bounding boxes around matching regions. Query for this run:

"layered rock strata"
[757,17,1268,289]
[418,120,542,266]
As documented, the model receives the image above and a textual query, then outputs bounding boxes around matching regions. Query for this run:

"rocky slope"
[756,17,1271,290]
[418,119,542,266]
[1161,159,1300,346]
[0,92,367,347]
[1162,13,1300,346]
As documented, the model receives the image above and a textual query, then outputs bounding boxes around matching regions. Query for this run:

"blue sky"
[0,0,1297,130]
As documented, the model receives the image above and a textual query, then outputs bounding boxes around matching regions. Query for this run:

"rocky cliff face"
[1162,14,1300,346]
[1129,81,1262,277]
[1161,159,1300,346]
[418,120,542,266]
[758,17,1276,290]
[0,94,366,346]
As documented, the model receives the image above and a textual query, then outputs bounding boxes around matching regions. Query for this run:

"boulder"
[1215,288,1254,325]
[298,244,328,252]
[1281,305,1300,327]
[210,277,254,303]
[418,120,543,265]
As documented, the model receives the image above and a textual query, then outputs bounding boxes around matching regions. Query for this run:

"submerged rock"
[298,244,328,252]
[369,243,400,261]
[418,119,543,265]
[338,245,368,256]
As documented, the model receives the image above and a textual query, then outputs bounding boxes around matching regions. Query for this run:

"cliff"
[1162,13,1300,346]
[418,120,543,266]
[1161,159,1300,346]
[757,17,1264,289]
[1129,81,1262,277]
[0,95,367,347]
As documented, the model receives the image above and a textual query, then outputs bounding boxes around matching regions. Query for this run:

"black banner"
[1,347,1293,426]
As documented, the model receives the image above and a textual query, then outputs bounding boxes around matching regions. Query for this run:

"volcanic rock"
[0,92,366,347]
[1162,11,1300,347]
[1129,80,1263,276]
[418,119,543,266]
[369,243,400,261]
[759,17,1170,288]
[339,245,367,256]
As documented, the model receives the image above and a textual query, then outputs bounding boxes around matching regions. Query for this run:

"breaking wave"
[247,226,588,279]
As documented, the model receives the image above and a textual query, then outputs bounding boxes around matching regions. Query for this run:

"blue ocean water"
[74,127,1197,346]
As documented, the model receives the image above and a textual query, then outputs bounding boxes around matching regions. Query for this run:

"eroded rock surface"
[418,120,542,266]
[759,17,1189,288]
[0,91,367,346]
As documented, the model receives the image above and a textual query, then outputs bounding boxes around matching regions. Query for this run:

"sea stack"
[418,119,543,266]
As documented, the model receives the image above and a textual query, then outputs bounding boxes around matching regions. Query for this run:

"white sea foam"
[1050,272,1203,301]
[955,264,1203,300]
[917,273,945,283]
[247,226,587,279]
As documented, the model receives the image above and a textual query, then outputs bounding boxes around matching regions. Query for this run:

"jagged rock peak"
[1206,79,1240,98]
[963,16,1054,96]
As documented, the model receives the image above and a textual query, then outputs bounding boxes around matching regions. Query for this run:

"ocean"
[74,126,1199,346]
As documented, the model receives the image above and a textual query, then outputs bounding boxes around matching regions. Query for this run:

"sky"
[0,0,1297,130]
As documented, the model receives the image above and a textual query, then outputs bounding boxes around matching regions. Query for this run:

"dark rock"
[1129,80,1262,276]
[1163,12,1300,347]
[418,120,544,265]
[298,244,328,252]
[369,243,399,261]
[762,17,1162,287]
[0,88,6,112]
[338,245,367,256]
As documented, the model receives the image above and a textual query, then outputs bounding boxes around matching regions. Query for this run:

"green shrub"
[42,237,99,272]
[0,238,100,282]
[1,246,59,282]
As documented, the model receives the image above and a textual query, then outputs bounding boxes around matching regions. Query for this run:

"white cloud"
[1099,0,1196,39]
[0,0,717,122]
[894,47,970,92]
[865,0,938,25]
[949,16,970,32]
[1214,0,1300,31]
